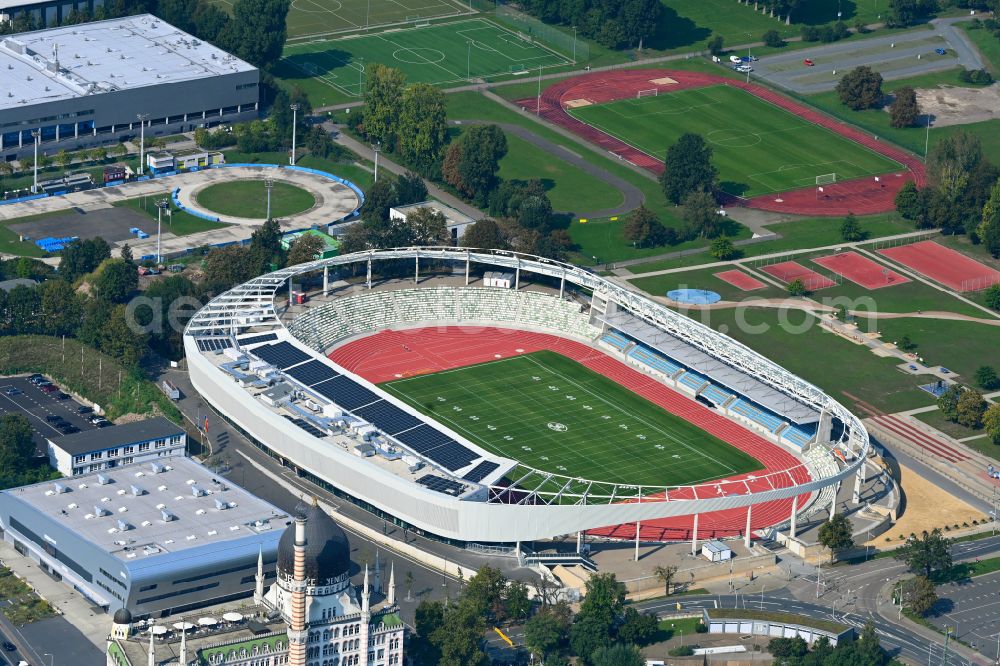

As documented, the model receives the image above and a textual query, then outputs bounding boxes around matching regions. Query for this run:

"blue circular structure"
[667,288,721,304]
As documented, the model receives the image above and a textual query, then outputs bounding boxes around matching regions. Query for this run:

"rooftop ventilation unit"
[94,505,110,517]
[190,485,206,497]
[97,474,111,486]
[213,499,229,510]
[160,509,176,522]
[53,482,68,494]
[150,462,165,474]
[117,519,132,531]
[130,485,146,496]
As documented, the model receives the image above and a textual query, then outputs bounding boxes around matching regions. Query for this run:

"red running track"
[331,326,812,542]
[878,240,1000,292]
[713,269,767,291]
[813,251,910,290]
[761,261,836,290]
[515,69,926,217]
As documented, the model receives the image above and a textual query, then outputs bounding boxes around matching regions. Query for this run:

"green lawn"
[195,180,316,219]
[495,131,624,214]
[381,350,761,487]
[627,213,912,273]
[277,18,569,100]
[630,265,786,302]
[913,409,986,441]
[961,22,1000,75]
[682,307,934,413]
[112,193,229,236]
[569,85,901,197]
[814,274,989,318]
[222,150,375,191]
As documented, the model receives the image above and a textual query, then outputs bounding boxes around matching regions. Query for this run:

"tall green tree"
[817,512,855,561]
[157,0,197,32]
[661,133,717,204]
[653,565,678,596]
[363,64,406,149]
[975,365,999,390]
[60,237,111,282]
[432,599,489,666]
[38,279,82,336]
[976,178,1000,258]
[894,529,952,579]
[443,124,508,204]
[623,206,666,248]
[6,284,40,334]
[0,414,35,477]
[460,218,508,250]
[937,385,964,421]
[250,218,284,267]
[100,304,148,367]
[524,605,570,662]
[889,86,920,128]
[983,403,1000,444]
[591,643,645,666]
[411,600,444,666]
[895,181,923,220]
[219,0,290,69]
[841,212,864,241]
[95,258,139,303]
[836,66,884,110]
[397,83,448,169]
[955,388,987,428]
[286,233,326,265]
[927,131,983,190]
[901,575,938,616]
[681,190,723,238]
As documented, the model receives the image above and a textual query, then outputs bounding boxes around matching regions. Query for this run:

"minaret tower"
[286,509,309,666]
[387,562,396,606]
[359,564,371,665]
[254,546,265,605]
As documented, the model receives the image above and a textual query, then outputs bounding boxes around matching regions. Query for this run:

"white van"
[729,55,742,63]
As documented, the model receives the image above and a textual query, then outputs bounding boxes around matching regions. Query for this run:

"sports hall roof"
[0,14,255,111]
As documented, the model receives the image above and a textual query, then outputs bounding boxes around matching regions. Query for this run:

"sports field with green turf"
[567,85,902,197]
[381,350,761,487]
[279,18,569,98]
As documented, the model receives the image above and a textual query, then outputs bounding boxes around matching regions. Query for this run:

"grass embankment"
[0,567,56,626]
[0,335,181,422]
[196,180,316,219]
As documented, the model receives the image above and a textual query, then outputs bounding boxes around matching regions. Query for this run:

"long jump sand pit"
[648,76,678,85]
[868,463,987,546]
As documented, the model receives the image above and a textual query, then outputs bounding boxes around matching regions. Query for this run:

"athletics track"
[515,69,927,217]
[331,326,812,542]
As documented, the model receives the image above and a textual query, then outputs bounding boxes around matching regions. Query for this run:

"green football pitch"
[567,85,903,198]
[279,18,569,97]
[381,351,761,488]
[210,0,472,40]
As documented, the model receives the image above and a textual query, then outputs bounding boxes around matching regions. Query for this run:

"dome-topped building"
[276,503,351,585]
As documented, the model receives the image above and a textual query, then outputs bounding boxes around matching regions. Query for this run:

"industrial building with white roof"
[0,14,258,159]
[0,455,287,617]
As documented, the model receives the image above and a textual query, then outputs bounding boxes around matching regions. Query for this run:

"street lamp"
[31,129,40,194]
[155,199,169,265]
[137,113,149,175]
[289,103,300,165]
[264,178,274,221]
[466,40,472,82]
[43,653,53,666]
[372,142,381,183]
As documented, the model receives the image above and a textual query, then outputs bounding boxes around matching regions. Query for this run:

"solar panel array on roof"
[353,401,424,435]
[462,460,500,483]
[396,425,478,471]
[291,418,327,439]
[416,475,466,496]
[252,341,312,369]
[196,338,233,352]
[286,360,340,387]
[238,332,278,347]
[312,375,381,410]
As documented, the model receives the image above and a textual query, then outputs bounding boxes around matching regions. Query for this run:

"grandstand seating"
[600,331,631,353]
[782,426,815,449]
[627,344,682,377]
[287,287,601,351]
[676,371,709,394]
[700,383,734,407]
[728,399,784,433]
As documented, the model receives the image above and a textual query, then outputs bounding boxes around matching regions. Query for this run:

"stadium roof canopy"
[601,311,818,424]
[0,14,255,111]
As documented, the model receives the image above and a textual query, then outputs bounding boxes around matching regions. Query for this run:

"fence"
[865,230,938,251]
[484,1,589,63]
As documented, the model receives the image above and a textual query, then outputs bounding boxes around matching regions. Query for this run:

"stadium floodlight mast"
[154,199,169,265]
[372,142,381,183]
[137,113,149,176]
[30,129,40,194]
[264,178,275,221]
[290,103,300,165]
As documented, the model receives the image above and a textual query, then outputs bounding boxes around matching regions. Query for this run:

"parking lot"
[0,375,105,456]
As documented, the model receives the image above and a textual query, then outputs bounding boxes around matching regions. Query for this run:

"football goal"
[637,89,658,98]
[815,173,837,186]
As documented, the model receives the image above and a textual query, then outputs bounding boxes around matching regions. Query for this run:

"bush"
[801,25,821,41]
[959,68,994,85]
[695,622,708,634]
[670,646,695,657]
[762,29,784,47]
[707,35,725,56]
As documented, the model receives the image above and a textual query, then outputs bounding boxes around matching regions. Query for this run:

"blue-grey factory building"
[0,455,286,617]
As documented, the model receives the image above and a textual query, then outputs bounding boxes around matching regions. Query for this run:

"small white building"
[483,271,516,288]
[46,417,186,477]
[701,540,732,562]
[389,201,474,245]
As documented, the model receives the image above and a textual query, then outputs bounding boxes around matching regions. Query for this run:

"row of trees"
[0,414,58,490]
[516,0,661,49]
[835,66,922,129]
[937,384,1000,440]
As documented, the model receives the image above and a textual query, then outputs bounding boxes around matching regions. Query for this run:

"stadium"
[184,248,870,545]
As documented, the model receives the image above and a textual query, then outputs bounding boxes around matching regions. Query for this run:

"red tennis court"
[760,261,836,290]
[714,269,767,291]
[879,241,1000,292]
[813,251,910,290]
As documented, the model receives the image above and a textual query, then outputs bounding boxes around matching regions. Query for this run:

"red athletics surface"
[813,251,910,290]
[515,69,925,216]
[331,327,811,542]
[760,261,836,290]
[878,240,1000,292]
[713,269,767,291]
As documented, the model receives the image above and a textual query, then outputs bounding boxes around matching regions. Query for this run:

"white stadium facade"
[184,248,870,546]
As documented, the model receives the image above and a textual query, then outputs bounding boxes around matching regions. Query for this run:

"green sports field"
[279,18,569,97]
[567,85,903,197]
[381,350,761,488]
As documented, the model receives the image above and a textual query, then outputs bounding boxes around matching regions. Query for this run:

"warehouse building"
[0,455,286,617]
[0,14,258,161]
[46,416,186,477]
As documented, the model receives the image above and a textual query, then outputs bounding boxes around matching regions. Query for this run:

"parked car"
[934,47,947,55]
[4,387,20,396]
[803,58,814,66]
[737,64,753,73]
[729,55,742,63]
[40,384,58,394]
[96,420,113,428]
[45,415,62,423]
[1,641,14,651]
[28,374,43,383]
[56,392,69,400]
[77,406,93,414]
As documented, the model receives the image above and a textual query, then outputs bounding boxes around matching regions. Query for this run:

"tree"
[286,233,326,266]
[623,206,664,248]
[219,0,290,69]
[100,304,147,367]
[709,236,740,261]
[887,0,937,27]
[591,643,644,666]
[927,131,982,189]
[157,0,197,32]
[464,565,507,621]
[461,218,507,250]
[444,125,508,204]
[363,64,406,149]
[769,636,809,659]
[894,528,952,579]
[841,212,865,241]
[618,607,657,645]
[570,612,613,666]
[94,258,138,303]
[653,564,678,596]
[60,237,111,282]
[661,133,718,205]
[707,35,724,56]
[0,414,35,477]
[975,366,999,390]
[192,2,229,40]
[89,147,107,163]
[762,29,785,47]
[956,388,987,428]
[395,171,428,206]
[403,207,450,246]
[111,143,128,159]
[505,580,531,623]
[986,284,1000,311]
[432,599,489,666]
[901,575,938,616]
[895,181,923,220]
[397,83,448,169]
[977,178,1000,258]
[411,600,444,666]
[788,278,808,296]
[890,86,920,128]
[524,608,568,663]
[983,403,1000,444]
[249,218,284,267]
[818,512,855,560]
[836,66,884,110]
[938,385,964,422]
[38,279,81,336]
[55,149,73,170]
[681,190,723,238]
[203,245,261,289]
